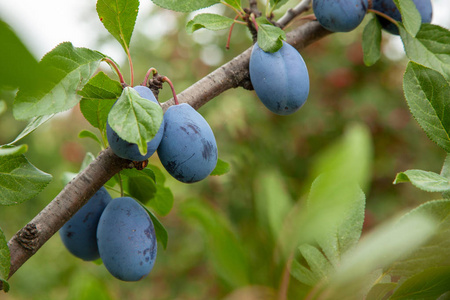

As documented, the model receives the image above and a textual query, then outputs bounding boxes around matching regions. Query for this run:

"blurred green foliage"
[0,3,446,300]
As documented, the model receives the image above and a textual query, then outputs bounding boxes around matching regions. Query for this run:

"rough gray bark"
[2,20,330,289]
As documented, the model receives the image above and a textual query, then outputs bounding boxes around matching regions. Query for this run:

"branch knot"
[17,223,39,252]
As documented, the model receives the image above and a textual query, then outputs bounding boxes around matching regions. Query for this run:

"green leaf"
[290,259,318,286]
[96,0,139,52]
[400,24,450,80]
[388,200,450,278]
[78,71,122,131]
[362,16,382,66]
[147,164,166,185]
[366,283,397,300]
[107,87,163,156]
[0,101,6,116]
[6,114,54,146]
[121,169,157,205]
[0,227,10,292]
[308,174,366,267]
[0,145,28,157]
[394,169,450,192]
[186,13,235,34]
[269,0,290,10]
[223,0,242,11]
[440,154,450,179]
[151,0,220,12]
[140,204,168,250]
[393,0,421,36]
[333,211,437,285]
[403,62,450,152]
[210,158,230,176]
[0,18,39,90]
[0,154,52,206]
[180,199,249,288]
[13,42,104,120]
[311,123,372,191]
[298,244,333,284]
[440,155,450,199]
[148,186,173,216]
[256,23,286,53]
[278,124,372,257]
[390,266,450,300]
[254,171,292,239]
[121,167,172,216]
[78,130,103,146]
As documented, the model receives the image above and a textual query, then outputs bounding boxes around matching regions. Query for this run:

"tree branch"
[278,0,312,29]
[2,20,330,290]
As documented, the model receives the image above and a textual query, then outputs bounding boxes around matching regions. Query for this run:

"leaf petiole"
[102,58,126,86]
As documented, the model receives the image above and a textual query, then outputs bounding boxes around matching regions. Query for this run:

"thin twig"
[277,0,312,29]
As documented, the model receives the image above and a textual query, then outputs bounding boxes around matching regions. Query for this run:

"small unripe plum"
[107,85,164,161]
[97,197,157,281]
[249,42,309,115]
[313,0,369,32]
[59,186,112,261]
[157,103,218,183]
[373,0,432,35]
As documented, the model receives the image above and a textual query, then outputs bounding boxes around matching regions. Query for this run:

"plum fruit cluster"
[107,85,218,184]
[372,0,432,35]
[313,0,369,32]
[60,191,157,281]
[249,42,310,116]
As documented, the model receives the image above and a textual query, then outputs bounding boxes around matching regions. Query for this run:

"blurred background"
[1,0,449,299]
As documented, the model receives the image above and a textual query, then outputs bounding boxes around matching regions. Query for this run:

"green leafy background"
[1,0,450,299]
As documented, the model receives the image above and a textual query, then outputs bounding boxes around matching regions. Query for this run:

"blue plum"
[107,85,164,161]
[313,0,369,32]
[157,103,218,183]
[97,197,157,281]
[249,41,309,115]
[373,0,432,35]
[59,186,112,261]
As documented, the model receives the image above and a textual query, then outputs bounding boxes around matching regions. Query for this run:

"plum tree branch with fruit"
[1,0,449,298]
[1,17,329,287]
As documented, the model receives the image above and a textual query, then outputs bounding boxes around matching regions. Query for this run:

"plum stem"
[368,8,399,29]
[102,58,126,85]
[251,13,259,31]
[142,68,158,86]
[162,76,179,105]
[226,16,241,50]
